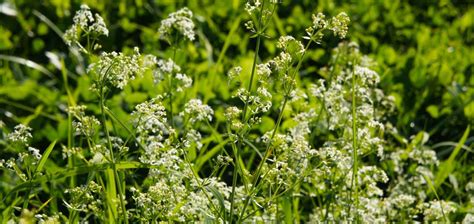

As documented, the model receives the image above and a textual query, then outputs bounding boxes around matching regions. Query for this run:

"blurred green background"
[0,0,473,150]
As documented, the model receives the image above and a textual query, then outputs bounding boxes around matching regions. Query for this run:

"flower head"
[7,124,32,145]
[64,4,109,46]
[158,7,195,42]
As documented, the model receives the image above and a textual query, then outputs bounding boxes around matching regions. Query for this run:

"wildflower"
[181,99,214,123]
[463,213,474,224]
[27,147,42,161]
[225,106,242,120]
[355,65,380,85]
[276,35,305,58]
[311,13,327,30]
[175,73,193,92]
[272,52,292,71]
[72,115,100,137]
[227,66,242,82]
[158,7,195,42]
[88,47,142,90]
[329,12,350,38]
[256,86,272,112]
[153,58,181,84]
[423,200,456,221]
[7,124,32,145]
[64,4,109,46]
[245,0,261,14]
[305,13,328,41]
[64,181,104,216]
[132,97,170,139]
[183,130,203,150]
[256,63,272,79]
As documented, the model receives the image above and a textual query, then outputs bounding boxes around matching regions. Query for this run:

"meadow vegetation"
[0,0,473,223]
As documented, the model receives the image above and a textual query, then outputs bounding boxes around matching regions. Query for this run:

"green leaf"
[435,125,470,189]
[35,140,57,174]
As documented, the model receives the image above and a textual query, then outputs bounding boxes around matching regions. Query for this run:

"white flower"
[153,58,181,83]
[158,7,195,41]
[88,47,142,89]
[72,114,100,137]
[311,13,327,30]
[256,63,272,79]
[227,66,242,81]
[175,73,193,92]
[329,12,350,38]
[423,200,456,221]
[132,97,169,139]
[64,4,109,46]
[355,65,380,85]
[181,99,214,123]
[7,124,32,145]
[28,147,42,160]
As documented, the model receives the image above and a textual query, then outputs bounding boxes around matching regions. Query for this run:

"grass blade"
[35,140,57,174]
[0,54,54,78]
[435,125,470,189]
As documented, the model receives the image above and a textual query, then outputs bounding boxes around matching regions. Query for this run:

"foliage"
[0,0,473,223]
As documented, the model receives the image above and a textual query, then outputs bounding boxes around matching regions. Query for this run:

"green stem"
[350,65,359,221]
[241,34,261,123]
[168,35,179,128]
[99,86,127,223]
[229,131,241,223]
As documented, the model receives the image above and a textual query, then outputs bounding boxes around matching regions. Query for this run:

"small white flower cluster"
[305,12,350,42]
[181,99,214,124]
[149,57,193,92]
[1,123,49,179]
[7,124,32,145]
[329,12,350,38]
[276,35,305,59]
[225,106,243,130]
[227,66,242,82]
[68,105,100,137]
[153,58,181,83]
[132,96,171,146]
[64,181,104,217]
[88,47,143,90]
[158,7,195,42]
[182,129,202,150]
[34,213,61,224]
[234,86,272,121]
[244,0,279,34]
[27,146,42,161]
[422,200,457,221]
[262,110,317,188]
[64,4,109,47]
[131,176,234,222]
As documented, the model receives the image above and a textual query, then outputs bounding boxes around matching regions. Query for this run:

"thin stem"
[241,35,262,123]
[350,65,359,221]
[99,84,127,223]
[229,131,241,223]
[168,34,179,128]
[241,0,265,123]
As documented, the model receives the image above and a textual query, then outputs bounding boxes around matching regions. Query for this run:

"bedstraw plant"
[0,1,472,223]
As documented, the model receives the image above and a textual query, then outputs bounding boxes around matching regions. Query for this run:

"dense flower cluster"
[181,99,214,124]
[88,47,143,90]
[7,124,32,145]
[64,4,109,47]
[158,7,196,42]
